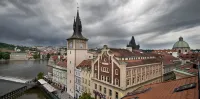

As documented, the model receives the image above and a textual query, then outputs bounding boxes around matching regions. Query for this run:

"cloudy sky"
[0,0,200,49]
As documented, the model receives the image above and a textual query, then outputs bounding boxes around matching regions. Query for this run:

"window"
[104,76,106,81]
[89,56,91,58]
[95,66,97,70]
[104,87,106,94]
[126,79,130,86]
[88,80,90,86]
[109,89,112,96]
[85,79,87,84]
[70,51,71,54]
[116,92,118,99]
[107,77,110,83]
[115,78,119,86]
[95,84,97,89]
[99,85,102,92]
[70,61,71,64]
[132,77,135,84]
[115,69,118,75]
[95,73,98,79]
[101,75,103,80]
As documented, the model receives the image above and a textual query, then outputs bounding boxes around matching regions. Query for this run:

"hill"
[0,42,30,52]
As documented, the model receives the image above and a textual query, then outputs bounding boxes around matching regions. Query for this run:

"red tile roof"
[162,54,179,66]
[109,48,155,57]
[52,55,58,61]
[57,59,67,67]
[153,49,176,53]
[122,76,198,99]
[179,53,199,61]
[77,59,92,68]
[175,63,198,75]
[125,59,161,67]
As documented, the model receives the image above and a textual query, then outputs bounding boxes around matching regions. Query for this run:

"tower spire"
[67,4,88,41]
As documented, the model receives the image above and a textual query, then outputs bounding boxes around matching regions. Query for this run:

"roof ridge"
[144,76,197,87]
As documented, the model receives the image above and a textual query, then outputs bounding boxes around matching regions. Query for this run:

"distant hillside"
[0,42,30,52]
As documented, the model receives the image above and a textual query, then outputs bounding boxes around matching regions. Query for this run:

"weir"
[0,76,31,84]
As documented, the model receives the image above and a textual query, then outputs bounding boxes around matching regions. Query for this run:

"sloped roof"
[77,59,92,68]
[175,63,198,75]
[57,60,67,67]
[122,76,198,99]
[109,48,154,57]
[125,59,161,67]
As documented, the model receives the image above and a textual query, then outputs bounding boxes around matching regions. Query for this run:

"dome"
[173,37,190,49]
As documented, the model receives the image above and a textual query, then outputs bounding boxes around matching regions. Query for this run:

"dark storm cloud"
[0,0,199,49]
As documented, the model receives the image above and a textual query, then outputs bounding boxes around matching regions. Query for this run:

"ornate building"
[91,45,163,99]
[172,36,190,55]
[67,9,88,98]
[127,36,140,51]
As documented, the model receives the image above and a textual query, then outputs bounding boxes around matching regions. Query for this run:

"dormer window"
[174,83,196,92]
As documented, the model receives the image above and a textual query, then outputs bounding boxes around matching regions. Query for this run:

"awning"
[38,79,47,85]
[43,83,57,92]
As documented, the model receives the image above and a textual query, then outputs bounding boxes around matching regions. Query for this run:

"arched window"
[178,50,181,53]
[115,69,118,75]
[115,78,119,86]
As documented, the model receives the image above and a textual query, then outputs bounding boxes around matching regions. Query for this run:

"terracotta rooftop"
[175,63,198,75]
[125,59,161,67]
[77,59,92,68]
[162,53,179,66]
[153,49,176,52]
[179,53,199,61]
[109,48,155,57]
[122,76,198,99]
[57,59,67,67]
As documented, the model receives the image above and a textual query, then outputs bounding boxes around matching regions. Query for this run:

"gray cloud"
[0,0,199,49]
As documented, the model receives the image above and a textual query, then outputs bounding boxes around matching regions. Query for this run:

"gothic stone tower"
[67,9,88,98]
[127,36,140,51]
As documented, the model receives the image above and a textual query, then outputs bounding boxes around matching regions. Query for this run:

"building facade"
[90,45,163,99]
[67,9,88,98]
[75,68,82,99]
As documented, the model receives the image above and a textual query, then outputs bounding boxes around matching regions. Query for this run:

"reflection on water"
[17,87,47,99]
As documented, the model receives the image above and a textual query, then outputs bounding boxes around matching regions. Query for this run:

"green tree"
[33,52,40,59]
[79,92,94,99]
[0,52,2,59]
[47,53,50,59]
[37,72,44,80]
[33,53,38,59]
[2,52,10,60]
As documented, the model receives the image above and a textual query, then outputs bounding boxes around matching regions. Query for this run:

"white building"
[47,55,67,90]
[75,68,82,99]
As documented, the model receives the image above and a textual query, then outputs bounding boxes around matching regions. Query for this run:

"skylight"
[174,83,196,92]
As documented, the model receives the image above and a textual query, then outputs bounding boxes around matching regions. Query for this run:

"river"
[0,60,49,99]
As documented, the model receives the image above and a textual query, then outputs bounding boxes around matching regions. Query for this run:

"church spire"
[67,5,88,41]
[73,17,76,32]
